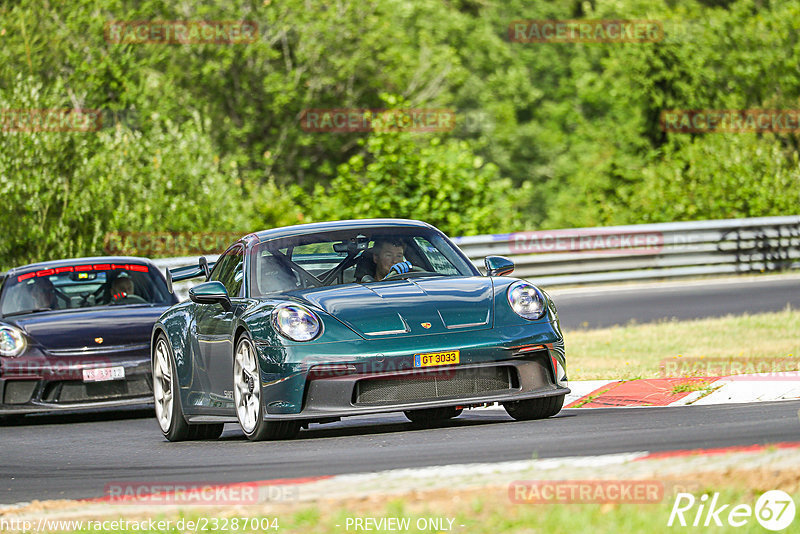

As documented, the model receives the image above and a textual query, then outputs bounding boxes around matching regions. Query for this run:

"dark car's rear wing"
[165,256,215,294]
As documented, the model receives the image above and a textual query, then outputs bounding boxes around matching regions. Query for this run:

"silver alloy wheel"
[153,338,173,433]
[234,337,260,433]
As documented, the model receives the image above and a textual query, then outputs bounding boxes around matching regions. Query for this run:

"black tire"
[248,420,301,441]
[0,414,25,426]
[192,423,225,440]
[404,406,463,425]
[503,394,565,421]
[153,335,192,442]
[234,333,300,441]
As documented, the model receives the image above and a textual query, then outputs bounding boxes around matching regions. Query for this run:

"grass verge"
[564,307,799,380]
[39,483,800,534]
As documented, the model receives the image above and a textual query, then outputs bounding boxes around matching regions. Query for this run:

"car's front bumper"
[0,346,153,415]
[261,358,569,421]
[241,322,568,422]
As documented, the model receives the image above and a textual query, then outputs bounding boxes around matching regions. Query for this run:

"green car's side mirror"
[484,256,515,277]
[189,281,232,311]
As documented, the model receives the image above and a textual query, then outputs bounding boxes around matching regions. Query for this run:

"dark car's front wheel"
[503,394,565,421]
[234,333,299,441]
[154,335,223,441]
[0,415,25,426]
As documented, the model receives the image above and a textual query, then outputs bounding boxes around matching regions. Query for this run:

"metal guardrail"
[5,216,796,291]
[154,216,800,289]
[452,215,800,286]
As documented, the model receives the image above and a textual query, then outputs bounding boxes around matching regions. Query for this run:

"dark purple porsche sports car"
[0,257,177,418]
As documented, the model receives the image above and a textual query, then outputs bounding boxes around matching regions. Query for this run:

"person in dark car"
[29,277,58,310]
[110,273,146,304]
[355,237,413,282]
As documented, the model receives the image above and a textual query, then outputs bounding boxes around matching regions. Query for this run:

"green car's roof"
[253,218,437,243]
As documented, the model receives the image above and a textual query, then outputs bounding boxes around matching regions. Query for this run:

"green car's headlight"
[0,325,26,357]
[507,281,546,320]
[272,304,322,342]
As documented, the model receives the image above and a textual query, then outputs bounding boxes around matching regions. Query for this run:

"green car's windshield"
[250,227,477,296]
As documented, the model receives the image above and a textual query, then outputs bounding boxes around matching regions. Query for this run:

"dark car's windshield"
[250,227,478,296]
[0,262,174,317]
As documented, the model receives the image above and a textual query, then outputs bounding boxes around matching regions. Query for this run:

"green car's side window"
[210,246,244,297]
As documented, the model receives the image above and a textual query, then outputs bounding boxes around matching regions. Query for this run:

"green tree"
[298,114,525,236]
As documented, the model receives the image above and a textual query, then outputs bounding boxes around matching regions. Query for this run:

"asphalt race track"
[2,401,799,504]
[553,275,800,329]
[1,275,799,505]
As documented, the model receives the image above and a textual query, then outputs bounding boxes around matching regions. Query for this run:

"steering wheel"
[111,294,147,305]
[381,266,428,280]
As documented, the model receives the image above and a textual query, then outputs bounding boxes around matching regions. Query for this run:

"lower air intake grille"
[41,376,152,403]
[354,366,517,405]
[3,381,37,404]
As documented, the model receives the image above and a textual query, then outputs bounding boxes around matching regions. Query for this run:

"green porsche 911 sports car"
[151,219,568,441]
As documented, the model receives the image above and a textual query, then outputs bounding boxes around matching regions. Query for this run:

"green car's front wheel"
[503,394,565,421]
[234,333,299,441]
[154,335,223,441]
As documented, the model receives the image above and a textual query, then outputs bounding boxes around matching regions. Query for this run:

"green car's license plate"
[413,350,460,368]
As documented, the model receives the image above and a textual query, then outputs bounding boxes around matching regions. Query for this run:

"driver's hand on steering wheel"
[384,260,413,279]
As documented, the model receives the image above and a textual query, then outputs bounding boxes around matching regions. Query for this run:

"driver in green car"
[357,237,413,282]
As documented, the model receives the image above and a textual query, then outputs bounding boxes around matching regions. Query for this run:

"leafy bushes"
[297,127,525,236]
[0,77,263,266]
[1,0,799,269]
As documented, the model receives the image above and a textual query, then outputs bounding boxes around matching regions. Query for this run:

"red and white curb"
[566,372,800,408]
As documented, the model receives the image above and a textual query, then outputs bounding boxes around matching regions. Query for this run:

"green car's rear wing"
[165,256,214,294]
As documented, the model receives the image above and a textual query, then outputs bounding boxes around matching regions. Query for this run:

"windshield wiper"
[2,307,53,318]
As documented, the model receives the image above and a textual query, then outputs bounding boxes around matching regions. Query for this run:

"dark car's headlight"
[272,304,322,342]
[0,325,26,357]
[507,281,547,320]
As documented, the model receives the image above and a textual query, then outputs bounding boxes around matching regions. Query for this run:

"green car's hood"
[297,276,493,338]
